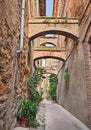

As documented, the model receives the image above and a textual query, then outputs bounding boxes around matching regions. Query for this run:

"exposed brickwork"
[39,37,58,48]
[33,50,66,60]
[28,18,79,41]
[0,1,30,130]
[39,0,46,16]
[53,0,59,17]
[0,0,90,129]
[65,38,75,57]
[0,1,21,129]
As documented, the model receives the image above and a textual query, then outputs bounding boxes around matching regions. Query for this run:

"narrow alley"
[14,99,89,130]
[0,0,91,130]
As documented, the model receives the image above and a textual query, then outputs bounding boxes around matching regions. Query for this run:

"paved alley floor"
[14,127,29,130]
[45,100,90,130]
[14,99,90,130]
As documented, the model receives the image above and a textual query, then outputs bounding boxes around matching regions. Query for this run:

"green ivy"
[63,72,69,80]
[18,67,46,128]
[18,98,38,127]
[48,74,58,100]
[30,88,43,105]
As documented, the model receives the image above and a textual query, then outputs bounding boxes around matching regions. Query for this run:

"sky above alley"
[46,0,53,16]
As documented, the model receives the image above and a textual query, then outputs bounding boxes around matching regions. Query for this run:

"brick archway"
[40,42,56,47]
[34,56,65,62]
[33,50,66,60]
[29,30,78,42]
[39,37,58,47]
[34,56,65,70]
[28,17,79,41]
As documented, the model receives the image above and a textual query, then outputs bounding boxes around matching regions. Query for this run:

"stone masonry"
[33,50,66,60]
[0,1,21,129]
[0,1,30,130]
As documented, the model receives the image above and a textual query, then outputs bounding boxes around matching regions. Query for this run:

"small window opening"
[42,59,46,67]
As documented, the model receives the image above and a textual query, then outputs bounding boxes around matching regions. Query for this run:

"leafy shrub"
[18,99,38,126]
[30,89,43,105]
[28,67,46,89]
[30,119,39,128]
[18,68,46,128]
[48,74,58,101]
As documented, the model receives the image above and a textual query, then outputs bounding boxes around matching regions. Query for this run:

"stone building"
[0,0,91,130]
[0,0,30,129]
[57,0,91,128]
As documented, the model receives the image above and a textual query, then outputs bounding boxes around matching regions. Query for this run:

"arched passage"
[28,17,79,41]
[29,30,79,42]
[33,50,66,60]
[38,36,58,47]
[34,56,65,62]
[40,42,56,47]
[34,56,65,69]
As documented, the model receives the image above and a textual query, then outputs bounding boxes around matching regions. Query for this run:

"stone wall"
[62,0,88,18]
[83,23,91,127]
[65,38,75,58]
[0,1,30,130]
[53,0,59,17]
[57,0,91,128]
[39,0,46,16]
[57,43,88,125]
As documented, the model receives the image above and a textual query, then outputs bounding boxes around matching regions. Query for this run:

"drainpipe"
[17,0,25,53]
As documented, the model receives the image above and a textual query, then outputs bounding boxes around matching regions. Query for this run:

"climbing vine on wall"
[28,67,46,104]
[63,69,69,88]
[48,74,58,101]
[18,67,46,128]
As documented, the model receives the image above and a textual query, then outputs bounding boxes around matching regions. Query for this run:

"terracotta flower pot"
[19,118,28,127]
[52,100,57,103]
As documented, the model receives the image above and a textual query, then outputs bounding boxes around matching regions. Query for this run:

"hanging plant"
[63,71,69,80]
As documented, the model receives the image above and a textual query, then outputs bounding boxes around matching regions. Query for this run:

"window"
[42,59,46,67]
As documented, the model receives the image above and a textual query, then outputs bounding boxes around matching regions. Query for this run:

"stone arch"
[34,56,65,62]
[29,30,78,42]
[38,36,58,47]
[34,56,65,67]
[40,42,56,47]
[33,50,66,60]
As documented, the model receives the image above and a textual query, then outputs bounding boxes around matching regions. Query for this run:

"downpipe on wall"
[17,0,25,53]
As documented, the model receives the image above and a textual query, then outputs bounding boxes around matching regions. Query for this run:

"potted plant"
[18,98,38,127]
[19,118,28,127]
[51,94,57,103]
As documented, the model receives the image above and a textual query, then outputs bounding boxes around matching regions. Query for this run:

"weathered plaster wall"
[83,24,91,127]
[57,43,88,124]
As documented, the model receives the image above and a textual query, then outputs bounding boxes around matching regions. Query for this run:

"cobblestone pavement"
[14,99,90,130]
